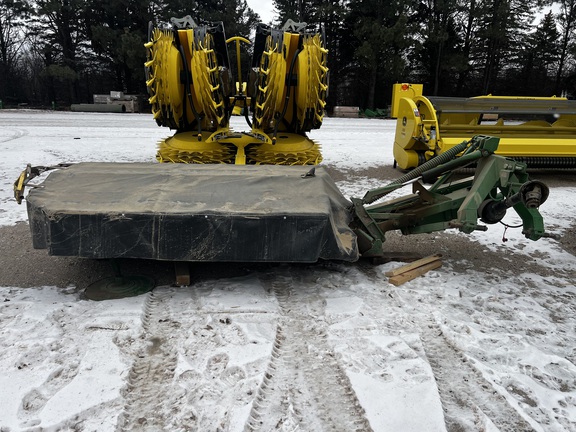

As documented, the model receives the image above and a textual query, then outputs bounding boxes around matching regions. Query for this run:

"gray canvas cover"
[26,163,359,262]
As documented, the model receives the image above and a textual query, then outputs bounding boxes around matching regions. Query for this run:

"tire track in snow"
[245,270,373,431]
[116,288,178,432]
[16,308,83,429]
[383,279,542,431]
[352,264,540,431]
[418,316,538,431]
[0,127,28,143]
[167,287,262,431]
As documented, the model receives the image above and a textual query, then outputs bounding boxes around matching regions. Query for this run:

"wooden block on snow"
[386,254,442,286]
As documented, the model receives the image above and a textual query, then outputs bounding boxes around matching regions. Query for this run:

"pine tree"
[410,0,466,95]
[511,12,559,95]
[0,0,31,104]
[472,0,544,94]
[29,0,90,103]
[346,0,412,108]
[555,0,576,93]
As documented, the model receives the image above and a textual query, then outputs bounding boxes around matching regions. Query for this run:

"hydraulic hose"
[363,139,473,205]
[390,140,472,187]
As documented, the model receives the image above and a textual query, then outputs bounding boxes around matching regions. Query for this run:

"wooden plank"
[174,261,190,286]
[388,260,443,286]
[384,254,442,277]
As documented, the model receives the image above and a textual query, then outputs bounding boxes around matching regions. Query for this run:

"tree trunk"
[367,62,377,109]
[456,0,476,95]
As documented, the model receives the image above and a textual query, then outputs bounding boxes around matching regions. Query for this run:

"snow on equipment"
[392,83,576,170]
[14,21,551,268]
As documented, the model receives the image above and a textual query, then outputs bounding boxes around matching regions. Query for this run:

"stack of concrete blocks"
[332,106,360,118]
[92,91,141,113]
[72,91,141,113]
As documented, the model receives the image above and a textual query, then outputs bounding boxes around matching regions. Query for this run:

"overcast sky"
[246,0,276,24]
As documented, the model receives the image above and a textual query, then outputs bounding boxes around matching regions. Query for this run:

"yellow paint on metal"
[226,36,251,96]
[156,130,321,165]
[189,34,226,129]
[392,83,576,169]
[145,29,185,129]
[177,29,203,126]
[156,131,237,164]
[393,97,424,150]
[146,23,328,165]
[253,35,287,134]
[391,83,423,118]
[246,133,322,165]
[296,33,328,130]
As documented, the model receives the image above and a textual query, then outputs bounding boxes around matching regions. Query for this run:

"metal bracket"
[13,163,72,204]
[170,15,197,29]
[282,19,308,32]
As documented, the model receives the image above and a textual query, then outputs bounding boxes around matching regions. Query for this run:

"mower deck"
[26,163,358,262]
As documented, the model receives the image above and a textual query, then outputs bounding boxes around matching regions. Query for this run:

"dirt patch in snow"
[1,167,573,289]
[0,223,271,289]
[323,164,399,183]
[559,223,576,256]
[0,222,569,291]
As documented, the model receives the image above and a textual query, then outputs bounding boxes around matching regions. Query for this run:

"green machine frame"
[351,135,549,257]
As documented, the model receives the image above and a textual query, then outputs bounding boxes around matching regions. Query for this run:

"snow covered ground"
[1,110,575,431]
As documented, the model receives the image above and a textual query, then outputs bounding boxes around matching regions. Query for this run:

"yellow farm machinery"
[392,83,576,170]
[14,19,551,274]
[145,17,328,165]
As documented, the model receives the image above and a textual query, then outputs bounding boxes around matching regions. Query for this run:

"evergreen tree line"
[1,0,576,110]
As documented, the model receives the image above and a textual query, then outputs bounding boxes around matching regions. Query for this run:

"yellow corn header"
[391,83,576,169]
[144,17,328,165]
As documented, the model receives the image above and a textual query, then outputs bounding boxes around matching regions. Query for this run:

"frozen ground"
[0,110,575,431]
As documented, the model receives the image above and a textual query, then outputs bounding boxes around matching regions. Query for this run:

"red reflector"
[401,84,409,91]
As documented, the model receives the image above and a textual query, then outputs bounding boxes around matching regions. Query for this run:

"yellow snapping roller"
[144,17,328,165]
[392,83,576,169]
